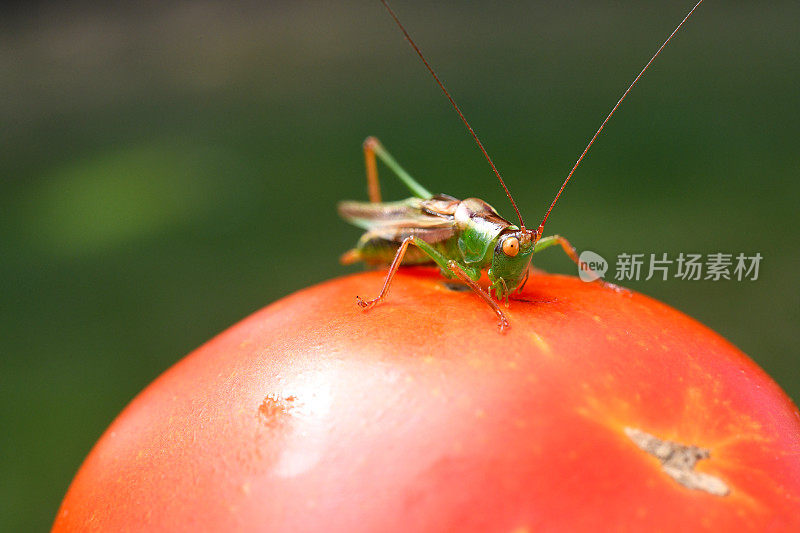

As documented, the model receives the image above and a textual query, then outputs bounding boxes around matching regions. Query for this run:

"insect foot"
[497,315,510,333]
[355,295,379,310]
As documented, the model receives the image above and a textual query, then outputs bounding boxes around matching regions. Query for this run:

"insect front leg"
[534,235,605,284]
[356,235,459,309]
[361,137,432,200]
[356,236,510,332]
[398,239,509,331]
[516,268,531,294]
[355,236,415,310]
[399,239,509,331]
[447,261,510,332]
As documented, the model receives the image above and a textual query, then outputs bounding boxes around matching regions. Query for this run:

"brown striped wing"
[338,196,458,245]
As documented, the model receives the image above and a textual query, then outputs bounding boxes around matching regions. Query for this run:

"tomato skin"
[54,269,800,532]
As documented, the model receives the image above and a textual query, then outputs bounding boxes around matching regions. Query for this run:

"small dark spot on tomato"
[443,282,471,292]
[510,296,558,305]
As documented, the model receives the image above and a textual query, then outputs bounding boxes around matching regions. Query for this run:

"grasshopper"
[339,0,704,332]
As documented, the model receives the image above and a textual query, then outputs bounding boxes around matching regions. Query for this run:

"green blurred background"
[1,1,798,529]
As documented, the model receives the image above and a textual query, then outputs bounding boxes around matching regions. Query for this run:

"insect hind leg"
[363,137,382,203]
[362,137,432,201]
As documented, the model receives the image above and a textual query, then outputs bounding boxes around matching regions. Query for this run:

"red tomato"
[54,269,800,531]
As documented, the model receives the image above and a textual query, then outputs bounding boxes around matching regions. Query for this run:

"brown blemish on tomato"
[625,427,730,496]
[257,394,296,427]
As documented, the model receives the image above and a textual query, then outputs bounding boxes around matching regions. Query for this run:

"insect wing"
[338,198,453,231]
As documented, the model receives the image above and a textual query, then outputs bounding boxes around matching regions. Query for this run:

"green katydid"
[339,0,705,332]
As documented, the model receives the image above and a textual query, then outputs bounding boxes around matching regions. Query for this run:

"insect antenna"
[537,0,705,237]
[379,0,526,230]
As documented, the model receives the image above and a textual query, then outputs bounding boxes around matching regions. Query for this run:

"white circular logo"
[578,250,608,282]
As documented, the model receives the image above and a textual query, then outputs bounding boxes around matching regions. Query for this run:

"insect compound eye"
[502,236,520,257]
